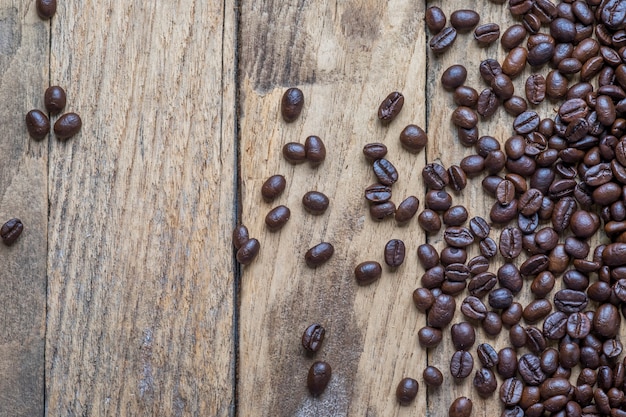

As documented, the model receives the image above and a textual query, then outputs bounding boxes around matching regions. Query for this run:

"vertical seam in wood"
[422,1,430,415]
[44,15,52,417]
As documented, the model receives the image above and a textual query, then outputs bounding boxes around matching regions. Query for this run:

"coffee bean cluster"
[25,85,82,142]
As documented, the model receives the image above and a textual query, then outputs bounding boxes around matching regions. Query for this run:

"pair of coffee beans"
[301,324,332,396]
[26,85,82,141]
[232,224,260,265]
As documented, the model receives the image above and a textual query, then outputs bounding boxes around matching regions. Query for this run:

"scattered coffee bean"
[25,109,50,141]
[307,361,331,396]
[373,158,398,186]
[302,191,329,215]
[282,142,307,164]
[265,205,290,231]
[236,238,260,265]
[36,0,56,19]
[305,242,334,268]
[425,6,446,34]
[430,27,457,54]
[302,323,325,353]
[354,261,382,286]
[395,196,419,223]
[304,136,325,166]
[378,92,404,124]
[281,88,304,122]
[54,112,82,140]
[362,143,387,161]
[449,396,473,417]
[450,350,474,379]
[232,224,249,250]
[396,377,419,405]
[0,218,23,246]
[423,366,444,387]
[399,124,428,153]
[261,175,286,202]
[44,85,67,114]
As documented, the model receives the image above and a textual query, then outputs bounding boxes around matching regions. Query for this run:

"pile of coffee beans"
[234,0,626,414]
[26,85,82,142]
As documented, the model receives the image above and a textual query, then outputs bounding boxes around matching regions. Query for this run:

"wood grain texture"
[45,1,236,415]
[0,2,47,416]
[239,1,427,415]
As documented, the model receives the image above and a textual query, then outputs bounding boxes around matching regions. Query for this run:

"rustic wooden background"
[0,0,598,416]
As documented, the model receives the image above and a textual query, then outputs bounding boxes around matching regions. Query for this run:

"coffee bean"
[500,377,524,406]
[354,261,382,286]
[546,70,569,100]
[265,205,290,231]
[501,24,527,50]
[460,154,485,177]
[444,226,474,248]
[302,191,329,215]
[447,165,467,192]
[450,350,474,379]
[500,226,523,259]
[417,244,439,270]
[513,111,540,134]
[441,65,467,90]
[498,263,522,294]
[418,209,441,233]
[452,106,478,129]
[523,299,552,324]
[451,322,475,350]
[518,353,546,385]
[474,23,500,46]
[450,9,480,32]
[554,289,588,313]
[280,88,304,122]
[422,163,449,189]
[593,303,621,338]
[480,238,498,258]
[449,397,473,417]
[373,158,398,186]
[399,124,427,153]
[53,112,82,140]
[362,143,387,161]
[36,0,56,19]
[503,96,527,116]
[396,378,418,405]
[520,254,550,275]
[477,343,499,368]
[497,348,519,379]
[525,74,546,105]
[502,302,523,327]
[461,296,487,321]
[552,196,576,233]
[364,183,392,204]
[236,238,260,265]
[491,73,515,101]
[412,288,434,312]
[418,326,443,348]
[425,6,446,34]
[454,86,479,108]
[232,224,249,249]
[428,294,456,328]
[305,242,334,268]
[260,175,286,202]
[480,59,503,84]
[531,271,555,298]
[443,206,468,227]
[477,88,499,118]
[378,92,404,124]
[509,324,527,348]
[304,136,325,166]
[384,239,405,268]
[423,366,443,387]
[307,361,331,396]
[44,85,66,115]
[503,47,528,78]
[302,323,325,353]
[370,201,396,221]
[0,218,23,246]
[426,190,452,212]
[468,272,497,298]
[25,109,50,141]
[489,288,514,310]
[282,142,306,164]
[430,27,457,54]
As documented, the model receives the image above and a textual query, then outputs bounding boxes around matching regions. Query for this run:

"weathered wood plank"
[45,1,236,415]
[0,2,48,416]
[239,1,427,415]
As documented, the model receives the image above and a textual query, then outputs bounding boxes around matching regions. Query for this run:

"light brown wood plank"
[0,2,47,416]
[239,1,427,415]
[426,3,561,416]
[45,1,236,415]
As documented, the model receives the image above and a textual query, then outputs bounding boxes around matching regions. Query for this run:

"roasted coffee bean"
[305,242,334,268]
[302,191,329,215]
[474,367,497,397]
[543,312,568,342]
[539,349,559,376]
[283,142,307,164]
[509,324,527,348]
[302,323,325,352]
[451,322,475,351]
[395,196,419,223]
[523,299,552,324]
[417,244,439,270]
[474,23,500,46]
[232,224,249,250]
[554,289,588,313]
[503,47,528,78]
[460,154,485,177]
[265,205,290,231]
[364,183,392,204]
[525,74,546,105]
[452,106,478,129]
[448,165,468,192]
[468,255,489,275]
[513,111,540,134]
[477,343,499,368]
[503,96,527,116]
[496,180,515,205]
[491,73,515,101]
[307,361,331,396]
[423,366,444,387]
[450,350,474,379]
[519,353,546,385]
[441,65,468,90]
[236,238,260,265]
[552,197,576,233]
[261,175,286,202]
[602,339,622,358]
[418,209,442,233]
[44,85,66,114]
[534,227,558,252]
[468,272,497,298]
[531,271,555,298]
[443,206,468,227]
[418,326,443,348]
[430,27,457,54]
[362,143,387,161]
[281,88,305,122]
[501,24,527,50]
[562,269,589,291]
[450,10,480,32]
[461,296,488,321]
[373,158,398,186]
[426,190,452,212]
[428,294,456,328]
[422,163,449,189]
[498,263,522,294]
[498,348,519,379]
[566,312,591,339]
[546,70,568,100]
[593,303,621,338]
[378,92,404,124]
[469,216,490,240]
[304,135,326,165]
[449,397,473,417]
[425,6,446,34]
[25,109,50,141]
[502,302,523,327]
[396,377,419,405]
[354,261,382,286]
[0,217,23,246]
[527,42,555,67]
[500,226,523,259]
[444,227,474,248]
[477,88,499,118]
[413,288,435,313]
[500,377,524,406]
[36,0,56,19]
[480,58,503,84]
[454,86,479,108]
[399,124,428,153]
[54,112,82,140]
[384,239,405,268]
[489,288,514,310]
[480,238,498,258]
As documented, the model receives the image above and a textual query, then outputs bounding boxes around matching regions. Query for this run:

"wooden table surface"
[1,0,606,416]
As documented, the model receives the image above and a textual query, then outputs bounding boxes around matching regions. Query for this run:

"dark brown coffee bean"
[422,163,449,189]
[527,42,556,67]
[232,225,249,250]
[500,377,524,406]
[441,65,468,90]
[428,294,456,328]
[554,289,588,313]
[418,326,442,348]
[282,142,306,164]
[413,288,435,312]
[473,368,497,397]
[489,288,514,310]
[514,111,540,134]
[491,73,515,101]
[500,226,522,259]
[265,205,290,231]
[468,217,490,240]
[302,323,325,352]
[451,322,476,351]
[44,85,66,115]
[25,109,50,141]
[460,155,485,177]
[430,26,457,54]
[391,378,418,408]
[531,271,555,298]
[498,263,523,294]
[448,165,468,192]
[566,312,591,339]
[504,96,528,116]
[378,92,404,124]
[552,196,576,233]
[497,348,519,379]
[304,135,325,166]
[452,106,478,129]
[546,70,568,100]
[302,191,329,215]
[421,266,444,290]
[362,143,387,161]
[261,175,286,202]
[305,242,334,268]
[426,190,452,212]
[569,210,600,238]
[36,0,56,19]
[418,209,441,233]
[519,353,547,385]
[281,88,304,122]
[558,57,583,74]
[477,343,499,368]
[364,183,391,204]
[395,196,419,223]
[449,396,473,417]
[236,238,260,265]
[461,296,488,321]
[307,361,331,396]
[450,350,474,379]
[523,299,552,324]
[525,74,546,105]
[423,366,444,387]
[474,23,500,46]
[477,88,499,118]
[509,324,527,348]
[443,206,468,227]
[468,272,497,298]
[384,239,405,268]
[444,227,474,248]
[503,47,528,78]
[450,9,480,32]
[399,124,427,153]
[490,200,518,225]
[593,303,621,338]
[480,238,498,258]
[502,302,523,327]
[0,217,23,247]
[480,58,503,84]
[496,180,515,205]
[454,86,479,108]
[373,158,398,186]
[354,261,382,286]
[425,6,446,34]
[543,312,567,341]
